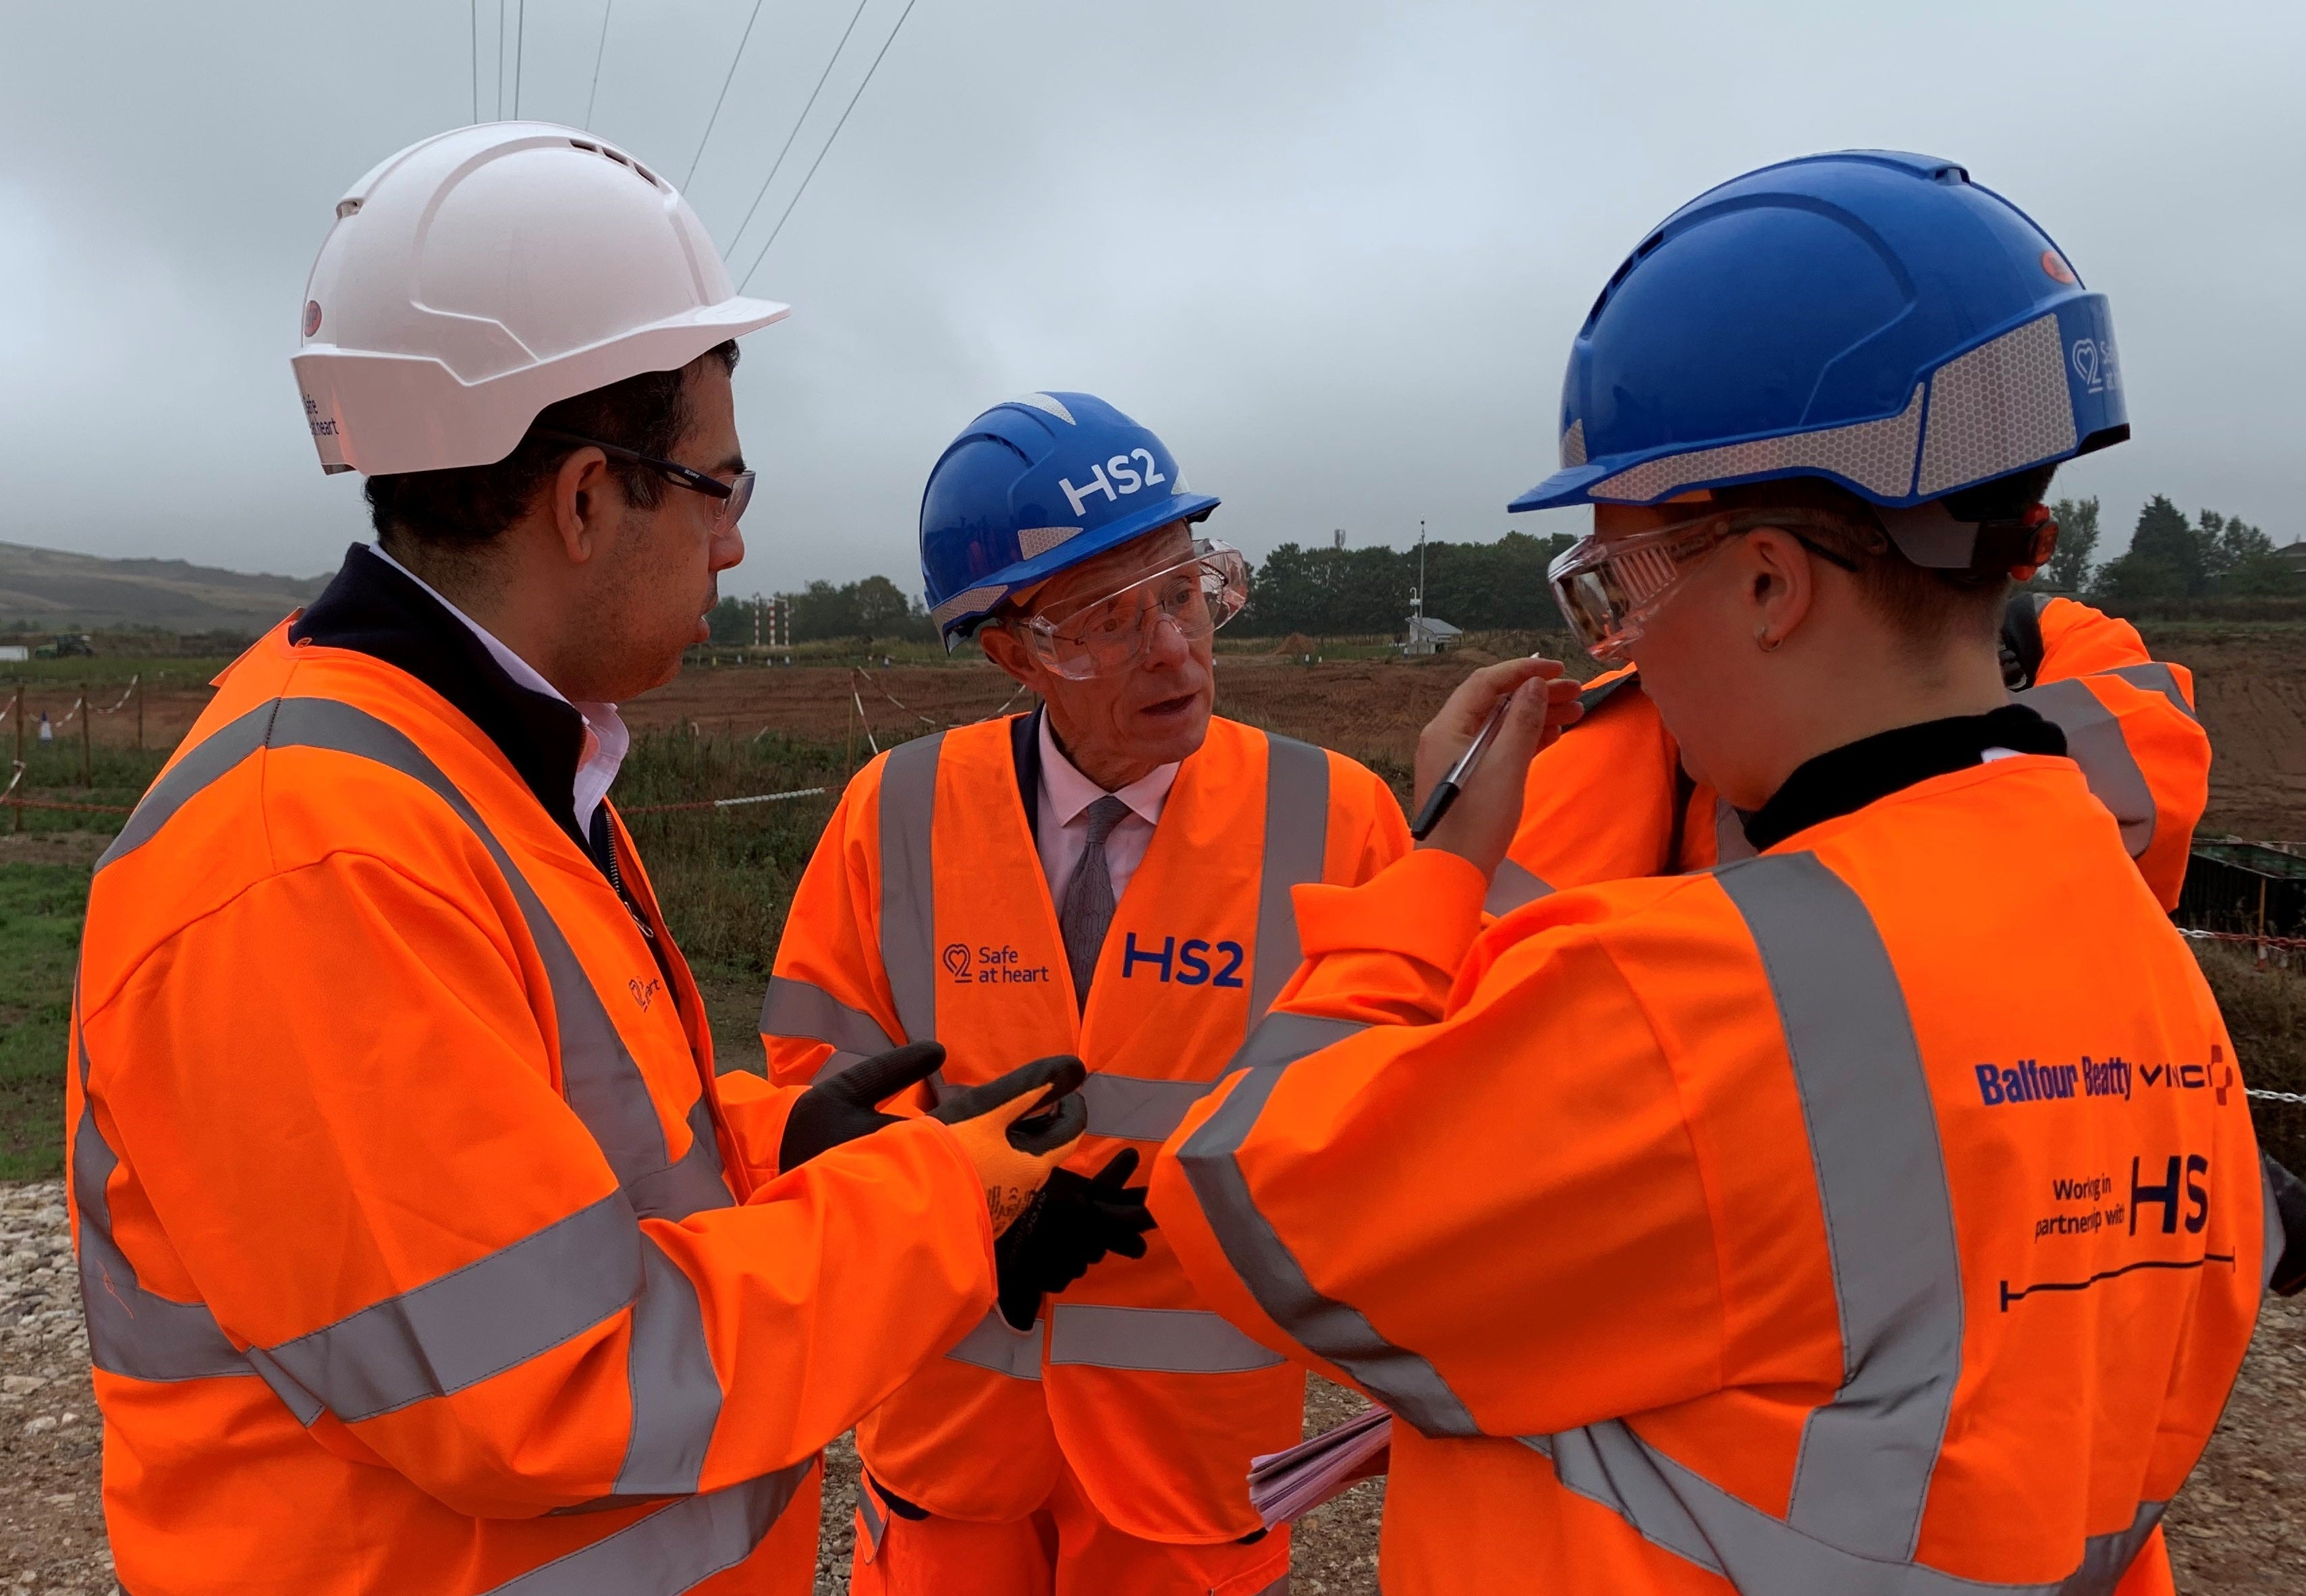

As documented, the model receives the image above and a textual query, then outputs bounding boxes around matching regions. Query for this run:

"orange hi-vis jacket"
[1152,748,2268,1594]
[1493,595,2210,914]
[761,713,1409,1541]
[70,622,1000,1596]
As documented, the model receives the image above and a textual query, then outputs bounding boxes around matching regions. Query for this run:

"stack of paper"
[1246,1404,1394,1526]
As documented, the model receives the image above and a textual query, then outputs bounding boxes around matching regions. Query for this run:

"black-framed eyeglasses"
[532,427,755,530]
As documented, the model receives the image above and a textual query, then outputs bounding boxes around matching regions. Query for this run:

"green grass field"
[0,862,94,1180]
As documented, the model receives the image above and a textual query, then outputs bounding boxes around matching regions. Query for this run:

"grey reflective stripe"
[1713,796,1757,864]
[2015,680,2156,856]
[481,1458,819,1596]
[70,1026,252,1387]
[615,1236,725,1495]
[2108,662,2197,721]
[759,975,897,1057]
[1523,1425,2165,1594]
[626,1096,736,1224]
[258,1192,642,1423]
[1225,1012,1367,1076]
[97,699,281,869]
[944,1307,1043,1380]
[1081,1073,1212,1140]
[1715,852,1961,1560]
[1176,1055,1478,1437]
[1485,858,1554,916]
[257,699,690,1204]
[811,1051,870,1085]
[1248,1578,1290,1596]
[856,1478,887,1551]
[1047,1303,1284,1373]
[1251,734,1330,1022]
[877,735,944,1045]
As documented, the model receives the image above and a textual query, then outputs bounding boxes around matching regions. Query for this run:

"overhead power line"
[495,0,506,119]
[738,0,922,290]
[724,0,875,255]
[470,0,480,123]
[584,0,614,128]
[685,0,767,188]
[513,0,527,117]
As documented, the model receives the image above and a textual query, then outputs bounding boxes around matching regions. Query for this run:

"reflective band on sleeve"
[624,1096,736,1224]
[257,1192,643,1423]
[1713,796,1757,864]
[1522,1425,2165,1594]
[856,1478,887,1556]
[1714,852,1961,1561]
[2108,662,2197,721]
[1176,1057,1479,1437]
[1048,1303,1284,1373]
[614,1236,725,1495]
[481,1457,819,1596]
[2014,679,2156,856]
[811,1051,870,1084]
[97,700,281,869]
[70,1028,253,1387]
[759,975,898,1057]
[1484,860,1554,917]
[1224,1012,1367,1076]
[877,735,945,1046]
[944,1307,1043,1380]
[1251,736,1330,1023]
[1081,1073,1213,1141]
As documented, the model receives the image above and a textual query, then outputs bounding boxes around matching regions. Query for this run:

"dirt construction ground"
[6,624,2306,1591]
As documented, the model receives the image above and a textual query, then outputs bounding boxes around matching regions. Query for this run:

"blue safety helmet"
[920,392,1219,647]
[1511,151,2128,569]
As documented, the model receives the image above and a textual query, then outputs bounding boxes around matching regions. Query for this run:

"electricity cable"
[513,0,526,117]
[495,0,506,119]
[470,0,479,124]
[584,0,613,128]
[721,0,874,256]
[684,0,767,188]
[739,0,922,288]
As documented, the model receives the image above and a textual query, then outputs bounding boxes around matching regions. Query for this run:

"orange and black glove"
[778,1041,947,1171]
[994,1148,1157,1329]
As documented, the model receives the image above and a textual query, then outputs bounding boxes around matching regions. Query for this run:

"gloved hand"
[995,1148,1158,1330]
[931,1055,1090,1236]
[777,1041,947,1172]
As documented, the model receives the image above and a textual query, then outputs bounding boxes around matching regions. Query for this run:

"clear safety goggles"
[1018,539,1250,680]
[1547,508,1869,661]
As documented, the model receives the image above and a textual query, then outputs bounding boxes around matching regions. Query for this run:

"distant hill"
[0,541,329,636]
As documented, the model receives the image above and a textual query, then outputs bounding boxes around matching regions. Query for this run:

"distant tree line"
[1238,530,1575,636]
[706,576,936,647]
[699,494,2299,649]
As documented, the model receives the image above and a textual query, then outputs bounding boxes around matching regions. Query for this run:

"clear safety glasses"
[532,427,756,532]
[1020,539,1251,680]
[1547,507,1867,661]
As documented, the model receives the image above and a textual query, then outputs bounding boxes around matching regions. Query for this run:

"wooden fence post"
[80,682,92,788]
[9,684,19,833]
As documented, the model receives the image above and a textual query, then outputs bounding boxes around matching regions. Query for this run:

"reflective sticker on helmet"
[2040,250,2078,285]
[1010,393,1076,424]
[303,300,323,338]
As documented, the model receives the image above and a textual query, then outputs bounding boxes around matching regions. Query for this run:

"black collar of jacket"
[1009,703,1045,838]
[1742,704,2066,853]
[290,544,596,859]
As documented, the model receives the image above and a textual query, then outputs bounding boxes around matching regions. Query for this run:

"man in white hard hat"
[65,123,1088,1596]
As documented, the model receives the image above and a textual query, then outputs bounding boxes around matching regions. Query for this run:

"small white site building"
[1401,613,1462,656]
[0,646,26,663]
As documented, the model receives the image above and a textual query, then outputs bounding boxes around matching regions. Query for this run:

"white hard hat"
[292,121,790,476]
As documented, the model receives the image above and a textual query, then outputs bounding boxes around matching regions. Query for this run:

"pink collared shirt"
[1035,713,1179,904]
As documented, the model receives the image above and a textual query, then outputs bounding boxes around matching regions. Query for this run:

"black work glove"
[778,1041,947,1171]
[2268,1153,2306,1297]
[927,1053,1090,1155]
[994,1148,1159,1330]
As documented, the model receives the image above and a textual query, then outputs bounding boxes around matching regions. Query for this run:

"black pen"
[1408,659,1535,841]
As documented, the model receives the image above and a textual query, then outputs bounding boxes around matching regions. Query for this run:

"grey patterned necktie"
[1060,795,1131,1009]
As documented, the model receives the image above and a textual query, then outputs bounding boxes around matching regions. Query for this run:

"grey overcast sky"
[1,1,2300,595]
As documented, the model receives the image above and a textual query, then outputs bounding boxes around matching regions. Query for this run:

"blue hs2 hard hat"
[1512,150,2128,569]
[920,391,1220,646]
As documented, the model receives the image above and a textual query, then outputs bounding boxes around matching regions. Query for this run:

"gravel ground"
[3,1176,2296,1593]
